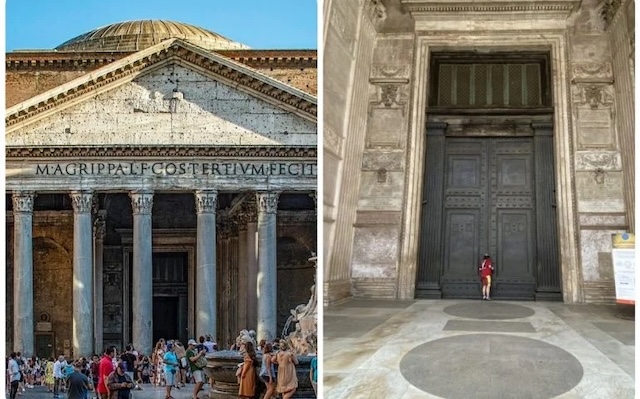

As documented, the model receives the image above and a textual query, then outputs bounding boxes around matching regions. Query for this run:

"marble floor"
[323,299,635,399]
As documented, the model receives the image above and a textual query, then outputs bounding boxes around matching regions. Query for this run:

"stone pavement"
[8,383,211,399]
[324,299,635,399]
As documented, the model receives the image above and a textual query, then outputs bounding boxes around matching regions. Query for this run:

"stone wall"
[7,70,93,108]
[32,212,74,357]
[324,0,385,305]
[351,34,414,298]
[568,0,633,302]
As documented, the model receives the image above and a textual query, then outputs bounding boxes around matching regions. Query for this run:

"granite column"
[130,191,154,356]
[70,191,94,357]
[93,213,106,353]
[195,190,218,338]
[256,192,279,341]
[12,191,35,357]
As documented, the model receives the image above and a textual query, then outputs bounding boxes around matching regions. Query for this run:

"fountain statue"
[206,254,318,398]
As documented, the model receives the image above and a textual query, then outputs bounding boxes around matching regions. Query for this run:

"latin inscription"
[32,161,316,177]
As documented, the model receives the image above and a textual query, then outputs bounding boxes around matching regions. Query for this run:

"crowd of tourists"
[6,333,318,399]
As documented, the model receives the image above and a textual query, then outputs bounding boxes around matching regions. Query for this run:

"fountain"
[206,254,318,398]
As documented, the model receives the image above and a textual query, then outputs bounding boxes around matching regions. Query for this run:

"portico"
[6,24,317,358]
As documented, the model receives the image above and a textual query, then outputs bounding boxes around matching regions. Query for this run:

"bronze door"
[416,129,560,300]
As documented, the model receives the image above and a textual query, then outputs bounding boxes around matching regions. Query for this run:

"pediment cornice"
[401,0,580,18]
[6,145,317,159]
[6,39,317,132]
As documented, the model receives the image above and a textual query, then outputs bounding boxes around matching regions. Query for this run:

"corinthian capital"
[12,191,36,213]
[195,190,218,214]
[129,191,154,215]
[256,192,280,214]
[70,191,93,214]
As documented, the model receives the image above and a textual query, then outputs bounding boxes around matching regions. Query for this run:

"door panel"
[440,137,536,299]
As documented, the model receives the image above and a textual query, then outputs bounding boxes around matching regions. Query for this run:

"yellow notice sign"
[611,233,635,305]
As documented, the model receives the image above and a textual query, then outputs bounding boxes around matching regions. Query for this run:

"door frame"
[399,34,580,302]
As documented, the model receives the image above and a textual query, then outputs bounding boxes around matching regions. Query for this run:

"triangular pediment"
[6,39,317,145]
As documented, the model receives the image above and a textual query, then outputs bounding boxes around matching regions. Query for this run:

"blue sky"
[6,0,318,51]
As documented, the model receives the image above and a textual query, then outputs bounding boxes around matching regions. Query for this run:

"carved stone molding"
[571,62,614,83]
[70,191,94,214]
[6,146,317,159]
[575,152,622,170]
[380,85,401,107]
[129,191,154,215]
[12,191,35,213]
[364,0,387,31]
[256,192,280,214]
[401,0,580,17]
[600,0,622,28]
[194,190,218,214]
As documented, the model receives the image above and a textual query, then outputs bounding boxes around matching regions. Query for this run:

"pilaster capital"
[12,191,36,213]
[195,190,218,214]
[70,191,93,214]
[256,192,280,214]
[94,219,107,240]
[129,191,154,215]
[364,0,387,30]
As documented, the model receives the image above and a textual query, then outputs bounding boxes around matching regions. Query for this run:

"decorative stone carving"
[129,191,154,215]
[241,200,259,224]
[575,152,622,170]
[380,85,400,107]
[195,190,218,214]
[94,211,107,240]
[571,62,614,83]
[256,192,280,214]
[600,0,622,28]
[370,64,411,83]
[364,0,387,31]
[70,191,93,214]
[12,192,35,213]
[571,84,614,107]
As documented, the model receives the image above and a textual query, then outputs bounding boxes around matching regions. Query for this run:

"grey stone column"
[236,214,249,331]
[194,190,218,338]
[93,213,106,353]
[256,192,279,341]
[12,191,35,357]
[70,191,95,357]
[130,191,154,356]
[245,208,259,331]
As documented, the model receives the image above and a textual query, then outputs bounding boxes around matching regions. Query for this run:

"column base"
[324,279,352,306]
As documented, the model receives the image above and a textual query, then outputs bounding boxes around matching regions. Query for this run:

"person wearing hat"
[479,253,495,300]
[186,339,207,399]
[163,342,180,399]
[106,361,134,399]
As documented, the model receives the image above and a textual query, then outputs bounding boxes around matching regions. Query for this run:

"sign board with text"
[611,233,635,305]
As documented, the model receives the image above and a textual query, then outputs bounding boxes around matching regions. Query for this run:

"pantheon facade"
[6,21,317,358]
[324,0,633,304]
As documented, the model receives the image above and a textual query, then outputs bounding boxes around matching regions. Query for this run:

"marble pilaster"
[12,191,35,356]
[70,191,94,357]
[93,213,106,354]
[256,191,279,341]
[129,190,154,355]
[195,190,218,338]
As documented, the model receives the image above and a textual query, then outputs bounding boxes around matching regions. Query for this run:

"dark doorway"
[35,333,54,359]
[416,132,561,300]
[153,296,179,343]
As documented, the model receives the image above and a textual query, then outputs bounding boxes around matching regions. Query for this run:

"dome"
[55,20,249,52]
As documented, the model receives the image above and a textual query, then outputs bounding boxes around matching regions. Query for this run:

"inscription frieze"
[10,160,317,178]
